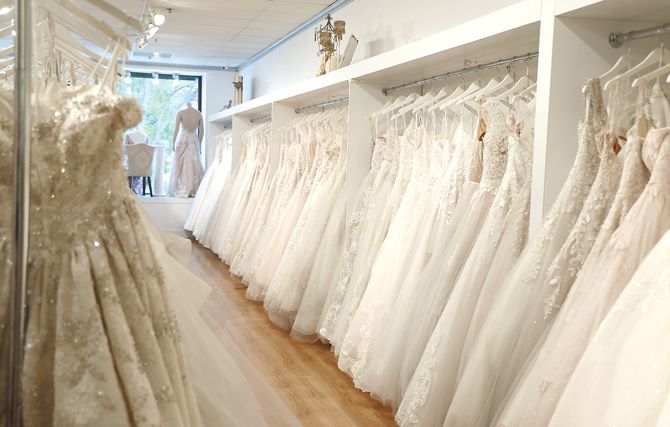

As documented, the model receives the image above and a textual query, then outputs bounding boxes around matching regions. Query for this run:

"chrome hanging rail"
[9,0,31,424]
[250,114,272,124]
[610,23,670,48]
[294,97,349,114]
[382,51,539,96]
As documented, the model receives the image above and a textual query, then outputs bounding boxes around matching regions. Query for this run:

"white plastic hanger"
[604,46,670,91]
[475,73,513,102]
[394,90,437,117]
[430,84,469,111]
[369,96,406,119]
[585,49,630,93]
[39,0,131,51]
[512,82,536,103]
[632,52,670,87]
[460,77,499,104]
[496,75,534,100]
[49,8,111,50]
[412,85,452,112]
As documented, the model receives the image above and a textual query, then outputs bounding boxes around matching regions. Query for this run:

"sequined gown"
[11,85,300,427]
[22,86,201,427]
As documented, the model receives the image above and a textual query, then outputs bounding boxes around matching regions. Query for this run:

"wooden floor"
[187,243,396,427]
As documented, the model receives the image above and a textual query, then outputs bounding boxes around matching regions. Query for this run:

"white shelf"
[208,0,542,123]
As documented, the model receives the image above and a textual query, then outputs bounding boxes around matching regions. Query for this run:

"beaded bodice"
[27,86,142,256]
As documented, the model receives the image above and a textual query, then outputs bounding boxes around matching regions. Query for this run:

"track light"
[152,13,165,26]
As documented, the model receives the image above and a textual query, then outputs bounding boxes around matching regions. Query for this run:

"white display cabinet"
[208,0,670,239]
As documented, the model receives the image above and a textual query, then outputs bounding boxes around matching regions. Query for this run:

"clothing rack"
[250,114,272,124]
[381,51,539,95]
[10,0,31,425]
[294,97,349,114]
[609,23,670,48]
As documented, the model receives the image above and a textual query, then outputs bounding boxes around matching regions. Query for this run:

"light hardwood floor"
[187,243,396,427]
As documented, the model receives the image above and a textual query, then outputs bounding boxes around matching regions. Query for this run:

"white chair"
[126,143,156,196]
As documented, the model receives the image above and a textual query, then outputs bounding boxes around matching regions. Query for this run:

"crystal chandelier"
[314,14,345,59]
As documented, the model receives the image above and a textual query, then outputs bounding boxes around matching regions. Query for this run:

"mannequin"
[168,102,205,197]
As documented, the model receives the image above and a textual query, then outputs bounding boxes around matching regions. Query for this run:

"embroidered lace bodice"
[479,100,509,189]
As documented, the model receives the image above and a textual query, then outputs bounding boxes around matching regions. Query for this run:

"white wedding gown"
[440,79,606,427]
[185,133,232,234]
[549,228,670,427]
[11,83,299,426]
[395,99,532,425]
[493,79,659,427]
[169,128,204,198]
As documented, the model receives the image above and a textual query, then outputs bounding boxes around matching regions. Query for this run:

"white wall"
[239,0,525,99]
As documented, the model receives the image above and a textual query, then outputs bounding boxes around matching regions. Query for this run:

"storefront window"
[119,72,202,196]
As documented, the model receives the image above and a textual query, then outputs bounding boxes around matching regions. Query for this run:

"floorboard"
[187,243,396,427]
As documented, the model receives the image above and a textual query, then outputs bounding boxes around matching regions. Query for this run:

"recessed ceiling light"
[0,6,12,15]
[152,52,160,58]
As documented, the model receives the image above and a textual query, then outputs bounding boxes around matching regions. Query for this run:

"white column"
[346,80,387,219]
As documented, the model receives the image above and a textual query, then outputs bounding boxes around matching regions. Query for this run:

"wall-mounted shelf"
[206,0,670,240]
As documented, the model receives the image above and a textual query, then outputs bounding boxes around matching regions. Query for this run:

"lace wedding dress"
[395,99,532,425]
[318,132,401,353]
[549,229,670,427]
[493,79,650,427]
[338,125,430,385]
[10,84,299,427]
[168,129,204,198]
[439,79,606,427]
[264,118,347,329]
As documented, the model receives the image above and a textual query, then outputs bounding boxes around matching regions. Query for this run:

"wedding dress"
[22,84,202,426]
[168,112,205,198]
[190,135,231,239]
[548,229,670,427]
[264,117,347,329]
[8,82,300,426]
[185,132,231,233]
[395,99,532,425]
[247,125,319,301]
[440,78,606,427]
[338,124,430,384]
[243,138,304,293]
[499,84,670,427]
[318,132,401,353]
[366,101,505,408]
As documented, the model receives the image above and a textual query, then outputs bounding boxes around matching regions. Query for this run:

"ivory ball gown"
[4,83,299,427]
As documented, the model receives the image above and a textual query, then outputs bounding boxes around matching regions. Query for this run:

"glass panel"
[118,73,201,195]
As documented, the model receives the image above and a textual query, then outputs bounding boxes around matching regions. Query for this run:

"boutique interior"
[4,0,670,426]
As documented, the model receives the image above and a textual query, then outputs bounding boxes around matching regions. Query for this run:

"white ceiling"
[115,0,334,68]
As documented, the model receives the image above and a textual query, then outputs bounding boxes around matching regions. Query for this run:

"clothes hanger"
[475,71,513,103]
[393,89,437,119]
[430,80,471,111]
[631,47,670,87]
[585,48,630,93]
[413,84,455,112]
[38,0,131,51]
[604,45,670,91]
[495,75,534,100]
[383,92,419,115]
[512,82,537,104]
[48,9,111,51]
